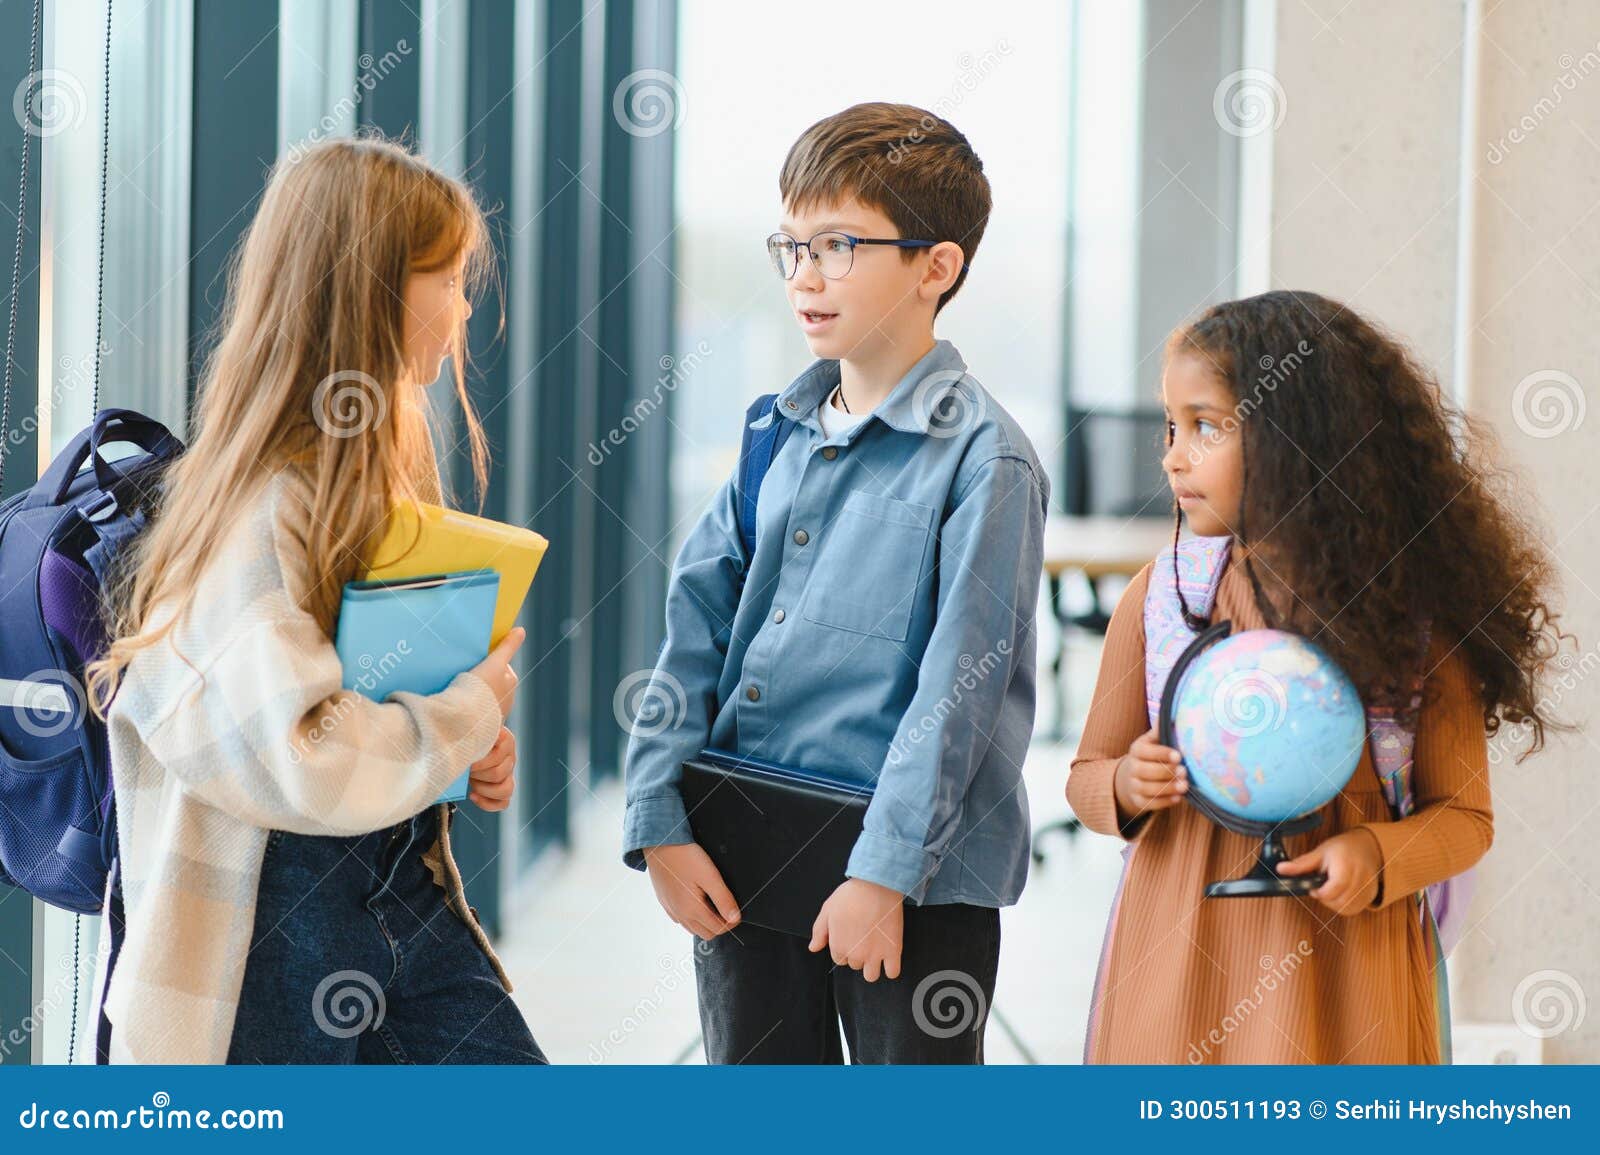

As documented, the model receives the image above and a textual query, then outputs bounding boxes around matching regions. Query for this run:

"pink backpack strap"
[1142,536,1232,729]
[1368,623,1472,969]
[1366,621,1433,818]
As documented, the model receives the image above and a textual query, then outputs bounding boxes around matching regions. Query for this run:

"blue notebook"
[333,568,501,805]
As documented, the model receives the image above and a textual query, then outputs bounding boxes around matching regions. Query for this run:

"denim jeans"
[693,902,1001,1064]
[227,804,545,1064]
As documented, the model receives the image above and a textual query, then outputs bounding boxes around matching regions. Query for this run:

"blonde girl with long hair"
[85,135,543,1064]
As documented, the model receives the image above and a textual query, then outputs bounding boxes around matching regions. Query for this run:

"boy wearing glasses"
[622,102,1048,1063]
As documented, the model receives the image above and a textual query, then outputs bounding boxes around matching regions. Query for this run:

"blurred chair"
[1034,402,1169,862]
[1061,403,1172,534]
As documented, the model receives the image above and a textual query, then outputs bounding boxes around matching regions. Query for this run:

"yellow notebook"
[365,503,549,645]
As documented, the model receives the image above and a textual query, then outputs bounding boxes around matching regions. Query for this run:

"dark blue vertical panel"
[357,0,423,142]
[448,0,517,934]
[522,0,586,858]
[187,2,278,396]
[585,0,635,781]
[0,0,47,1066]
[618,1,676,693]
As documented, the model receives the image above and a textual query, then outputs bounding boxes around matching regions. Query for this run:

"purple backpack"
[1143,536,1474,954]
[0,410,182,913]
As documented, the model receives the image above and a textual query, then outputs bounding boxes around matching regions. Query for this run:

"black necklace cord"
[92,0,112,416]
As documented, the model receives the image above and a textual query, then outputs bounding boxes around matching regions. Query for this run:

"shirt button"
[746,685,761,702]
[821,446,838,460]
[785,399,798,409]
[793,529,809,546]
[773,609,785,623]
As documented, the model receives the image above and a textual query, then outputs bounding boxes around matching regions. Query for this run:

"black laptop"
[679,749,874,939]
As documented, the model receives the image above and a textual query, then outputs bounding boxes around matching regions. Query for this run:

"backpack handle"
[26,408,181,510]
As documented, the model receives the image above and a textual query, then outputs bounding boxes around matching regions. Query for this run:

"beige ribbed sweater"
[95,467,508,1063]
[1068,558,1493,1064]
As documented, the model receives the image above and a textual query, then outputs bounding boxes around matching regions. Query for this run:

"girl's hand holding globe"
[1276,830,1384,916]
[1113,727,1189,826]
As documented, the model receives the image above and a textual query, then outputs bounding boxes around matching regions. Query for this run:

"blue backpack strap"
[646,396,792,659]
[735,393,795,561]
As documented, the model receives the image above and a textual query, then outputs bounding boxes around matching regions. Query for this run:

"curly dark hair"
[1166,290,1570,753]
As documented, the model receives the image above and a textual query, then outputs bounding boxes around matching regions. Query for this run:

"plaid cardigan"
[95,467,509,1063]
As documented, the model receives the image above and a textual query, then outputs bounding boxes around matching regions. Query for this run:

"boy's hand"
[1113,726,1188,823]
[809,878,905,982]
[1276,830,1382,915]
[467,725,517,811]
[642,842,741,940]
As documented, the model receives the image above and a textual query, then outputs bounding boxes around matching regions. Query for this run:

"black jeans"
[227,804,545,1064]
[693,901,1001,1064]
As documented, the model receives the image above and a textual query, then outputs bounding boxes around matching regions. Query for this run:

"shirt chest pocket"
[801,490,935,641]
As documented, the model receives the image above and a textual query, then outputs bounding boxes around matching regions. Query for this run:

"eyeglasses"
[765,230,942,281]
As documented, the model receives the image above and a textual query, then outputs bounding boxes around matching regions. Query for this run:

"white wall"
[1268,0,1464,380]
[1454,0,1600,1065]
[1267,0,1600,1062]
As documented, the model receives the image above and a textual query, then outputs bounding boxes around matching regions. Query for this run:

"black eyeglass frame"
[764,230,968,280]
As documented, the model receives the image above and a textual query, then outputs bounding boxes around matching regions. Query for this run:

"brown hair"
[779,101,990,313]
[1166,290,1571,754]
[86,133,494,718]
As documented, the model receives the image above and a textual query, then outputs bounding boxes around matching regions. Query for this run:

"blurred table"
[1041,515,1172,741]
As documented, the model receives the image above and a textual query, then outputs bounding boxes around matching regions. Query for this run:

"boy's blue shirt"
[621,338,1049,907]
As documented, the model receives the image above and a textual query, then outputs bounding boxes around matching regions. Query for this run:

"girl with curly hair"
[1068,290,1569,1064]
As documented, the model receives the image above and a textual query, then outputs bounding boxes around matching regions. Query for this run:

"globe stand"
[1196,806,1326,898]
[1158,619,1328,900]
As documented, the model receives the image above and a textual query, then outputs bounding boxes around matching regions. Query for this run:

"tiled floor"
[497,626,1127,1065]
